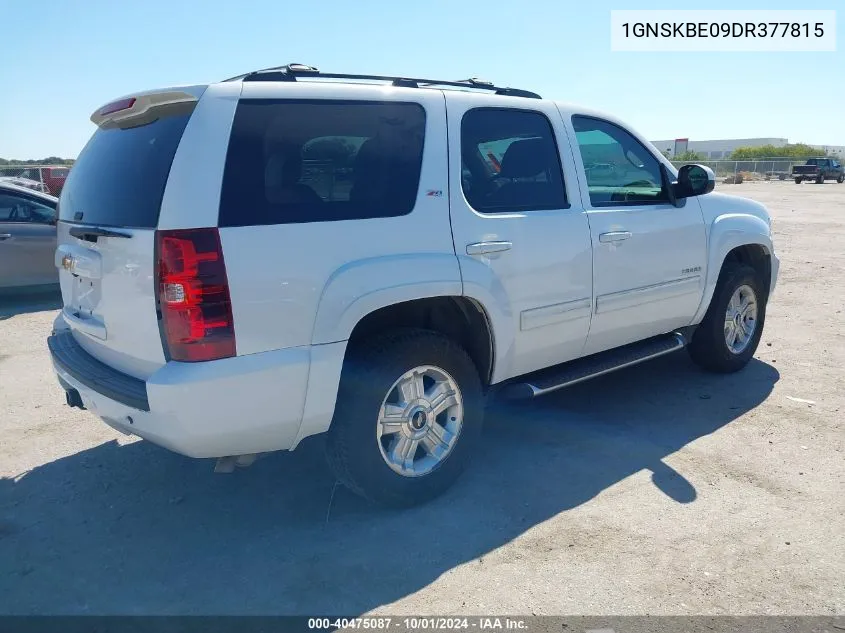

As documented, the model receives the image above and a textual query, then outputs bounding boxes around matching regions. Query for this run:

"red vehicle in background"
[40,166,70,195]
[12,166,71,196]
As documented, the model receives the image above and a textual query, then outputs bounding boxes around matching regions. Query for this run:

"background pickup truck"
[792,158,844,184]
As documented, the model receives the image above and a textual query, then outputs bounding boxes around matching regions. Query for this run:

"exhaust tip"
[65,389,85,410]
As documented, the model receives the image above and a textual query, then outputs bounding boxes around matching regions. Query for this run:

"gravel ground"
[0,180,842,616]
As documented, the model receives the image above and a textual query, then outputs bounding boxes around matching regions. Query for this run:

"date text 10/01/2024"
[308,618,528,630]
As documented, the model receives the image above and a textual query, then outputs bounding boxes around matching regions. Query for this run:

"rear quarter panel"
[158,82,242,230]
[217,82,458,355]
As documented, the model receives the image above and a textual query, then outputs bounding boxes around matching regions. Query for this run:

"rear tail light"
[156,228,236,362]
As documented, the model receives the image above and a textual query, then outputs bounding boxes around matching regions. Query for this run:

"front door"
[567,114,707,355]
[445,94,593,380]
[0,191,58,288]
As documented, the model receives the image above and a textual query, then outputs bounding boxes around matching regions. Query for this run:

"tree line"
[0,157,75,166]
[728,144,834,160]
[666,144,834,162]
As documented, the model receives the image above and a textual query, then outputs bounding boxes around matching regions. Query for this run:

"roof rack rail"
[222,64,542,99]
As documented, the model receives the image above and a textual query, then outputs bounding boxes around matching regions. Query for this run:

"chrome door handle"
[466,241,512,256]
[599,231,632,243]
[0,234,12,241]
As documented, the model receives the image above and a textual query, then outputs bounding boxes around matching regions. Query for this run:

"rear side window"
[218,100,426,227]
[59,114,192,227]
[460,108,568,213]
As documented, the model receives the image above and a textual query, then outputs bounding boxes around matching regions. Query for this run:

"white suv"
[49,64,779,507]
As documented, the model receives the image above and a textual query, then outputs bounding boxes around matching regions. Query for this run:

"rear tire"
[326,328,484,508]
[837,174,844,184]
[688,263,767,373]
[816,174,824,184]
[794,177,802,184]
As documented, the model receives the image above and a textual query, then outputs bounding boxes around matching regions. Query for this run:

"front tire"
[688,263,767,373]
[794,177,802,184]
[816,174,824,184]
[326,328,484,507]
[837,174,844,184]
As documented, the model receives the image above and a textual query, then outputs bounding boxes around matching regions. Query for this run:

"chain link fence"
[0,165,71,196]
[670,158,805,184]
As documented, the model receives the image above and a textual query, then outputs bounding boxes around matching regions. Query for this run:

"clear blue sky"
[1,0,842,159]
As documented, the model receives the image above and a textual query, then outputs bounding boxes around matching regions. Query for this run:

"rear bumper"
[48,330,333,458]
[49,331,149,410]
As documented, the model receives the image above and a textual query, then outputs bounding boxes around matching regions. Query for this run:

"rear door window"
[460,108,568,213]
[59,113,192,228]
[219,100,426,226]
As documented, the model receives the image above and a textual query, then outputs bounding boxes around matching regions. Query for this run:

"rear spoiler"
[90,89,202,129]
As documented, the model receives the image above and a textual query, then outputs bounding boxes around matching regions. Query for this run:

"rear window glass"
[219,100,426,227]
[59,113,192,228]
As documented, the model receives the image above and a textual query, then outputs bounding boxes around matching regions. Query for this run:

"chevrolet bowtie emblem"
[61,254,75,272]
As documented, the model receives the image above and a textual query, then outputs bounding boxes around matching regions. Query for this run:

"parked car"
[584,162,617,183]
[792,157,844,184]
[0,176,51,194]
[0,182,58,290]
[48,64,779,507]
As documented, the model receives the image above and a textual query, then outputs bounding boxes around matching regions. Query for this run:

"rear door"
[445,93,593,379]
[0,189,57,287]
[56,85,212,379]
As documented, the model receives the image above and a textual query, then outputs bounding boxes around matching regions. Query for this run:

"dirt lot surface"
[0,181,843,616]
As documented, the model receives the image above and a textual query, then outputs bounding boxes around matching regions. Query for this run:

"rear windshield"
[59,113,192,227]
[219,99,426,227]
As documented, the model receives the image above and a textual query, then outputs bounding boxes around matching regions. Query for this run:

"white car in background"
[0,176,50,194]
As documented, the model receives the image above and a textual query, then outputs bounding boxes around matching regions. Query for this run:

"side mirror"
[674,164,715,199]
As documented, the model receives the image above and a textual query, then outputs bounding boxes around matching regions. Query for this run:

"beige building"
[651,138,788,159]
[651,138,845,159]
